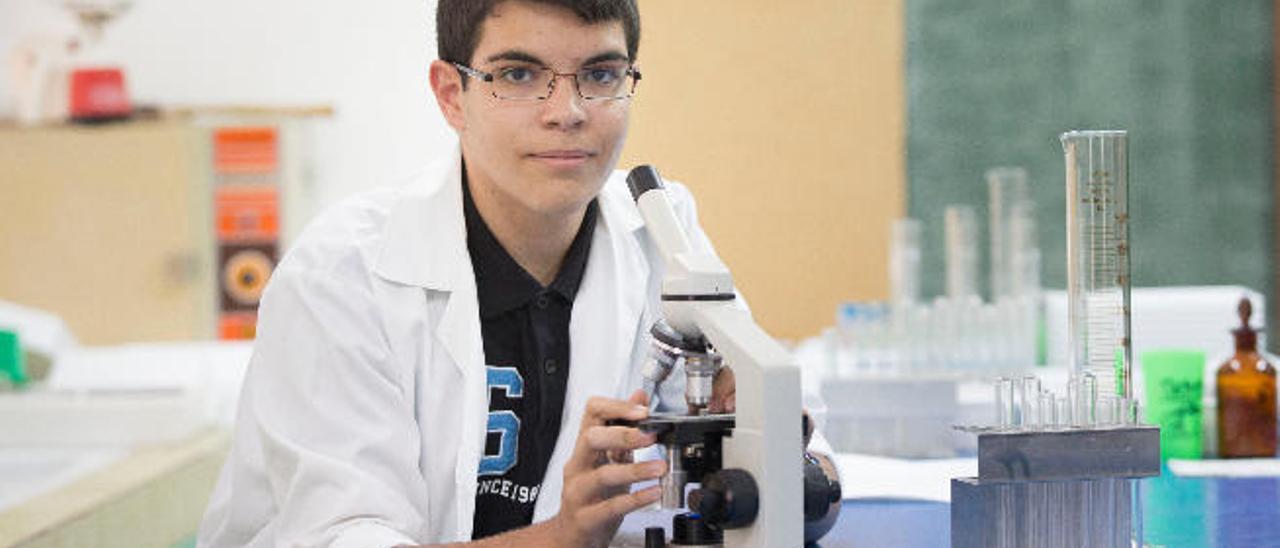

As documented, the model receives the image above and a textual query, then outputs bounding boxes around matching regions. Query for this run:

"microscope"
[619,166,841,547]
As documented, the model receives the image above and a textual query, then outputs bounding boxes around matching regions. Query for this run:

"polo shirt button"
[535,293,551,309]
[543,358,558,375]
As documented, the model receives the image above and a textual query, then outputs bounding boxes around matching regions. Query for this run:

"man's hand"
[427,381,820,548]
[552,390,665,548]
[708,366,736,413]
[707,366,814,447]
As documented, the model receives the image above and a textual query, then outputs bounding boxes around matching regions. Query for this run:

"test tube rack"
[951,374,1161,548]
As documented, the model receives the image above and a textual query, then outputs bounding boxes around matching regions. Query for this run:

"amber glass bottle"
[1216,298,1277,458]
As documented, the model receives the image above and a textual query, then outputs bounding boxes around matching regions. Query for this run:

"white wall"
[1,0,456,212]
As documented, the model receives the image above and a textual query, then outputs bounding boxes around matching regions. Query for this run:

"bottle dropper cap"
[1233,297,1257,352]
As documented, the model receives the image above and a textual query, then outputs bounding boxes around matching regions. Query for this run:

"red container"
[69,67,132,122]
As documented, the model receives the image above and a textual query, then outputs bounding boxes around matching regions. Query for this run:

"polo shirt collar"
[463,174,598,319]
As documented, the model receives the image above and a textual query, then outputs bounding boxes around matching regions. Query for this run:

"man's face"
[451,1,631,219]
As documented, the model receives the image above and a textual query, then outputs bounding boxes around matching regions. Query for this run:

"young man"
[193,0,854,545]
[198,1,741,547]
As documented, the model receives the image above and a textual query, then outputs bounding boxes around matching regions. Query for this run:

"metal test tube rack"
[952,374,1159,548]
[953,131,1160,547]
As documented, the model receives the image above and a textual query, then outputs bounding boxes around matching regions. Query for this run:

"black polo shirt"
[464,178,598,540]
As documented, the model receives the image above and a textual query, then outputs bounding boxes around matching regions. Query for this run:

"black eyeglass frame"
[451,62,642,101]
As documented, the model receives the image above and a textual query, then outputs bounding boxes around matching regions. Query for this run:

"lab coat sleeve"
[244,260,428,547]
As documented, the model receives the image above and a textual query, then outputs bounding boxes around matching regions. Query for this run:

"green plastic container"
[0,329,27,387]
[1141,349,1205,459]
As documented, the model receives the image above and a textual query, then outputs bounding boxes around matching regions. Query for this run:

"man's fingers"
[714,392,736,413]
[582,396,649,430]
[602,485,663,516]
[563,461,665,507]
[569,397,651,472]
[711,366,736,413]
[588,460,667,490]
[579,485,662,525]
[559,394,664,543]
[610,391,651,463]
[606,448,635,464]
[583,425,657,453]
[627,389,649,407]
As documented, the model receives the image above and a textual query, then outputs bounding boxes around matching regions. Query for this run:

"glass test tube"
[890,218,922,306]
[1082,372,1098,426]
[1067,376,1081,427]
[889,220,921,374]
[986,167,1029,301]
[1021,375,1041,428]
[1038,390,1056,427]
[1061,130,1133,402]
[1011,376,1027,426]
[1121,397,1138,425]
[995,377,1014,428]
[1009,201,1042,370]
[1098,396,1117,426]
[944,205,980,300]
[1008,200,1041,299]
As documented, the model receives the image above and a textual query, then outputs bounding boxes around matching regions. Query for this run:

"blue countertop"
[815,466,1280,548]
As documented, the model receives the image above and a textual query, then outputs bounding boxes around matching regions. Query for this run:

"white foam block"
[0,389,204,445]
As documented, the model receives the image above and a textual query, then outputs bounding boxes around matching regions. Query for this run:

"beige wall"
[620,1,906,340]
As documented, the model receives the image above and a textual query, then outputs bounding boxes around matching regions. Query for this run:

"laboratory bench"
[0,430,228,548]
[615,465,1280,548]
[4,434,1280,547]
[816,470,1280,548]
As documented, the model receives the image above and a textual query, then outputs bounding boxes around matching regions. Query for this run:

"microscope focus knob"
[802,452,842,543]
[671,512,722,546]
[694,468,758,529]
[644,526,667,548]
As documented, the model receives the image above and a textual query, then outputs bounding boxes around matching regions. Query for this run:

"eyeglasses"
[452,62,641,101]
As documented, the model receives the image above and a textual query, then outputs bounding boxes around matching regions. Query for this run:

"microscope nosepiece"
[685,373,714,411]
[683,353,721,414]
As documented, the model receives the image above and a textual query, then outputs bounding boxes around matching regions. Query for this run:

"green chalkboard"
[906,1,1273,325]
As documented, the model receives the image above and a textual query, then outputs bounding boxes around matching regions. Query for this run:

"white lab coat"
[197,148,720,547]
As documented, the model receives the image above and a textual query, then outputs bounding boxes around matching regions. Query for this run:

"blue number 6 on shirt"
[479,367,524,476]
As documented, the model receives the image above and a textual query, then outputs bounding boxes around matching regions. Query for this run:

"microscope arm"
[686,300,804,546]
[626,165,806,546]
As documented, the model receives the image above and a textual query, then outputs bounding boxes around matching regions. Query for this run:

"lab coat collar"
[373,146,470,291]
[596,169,645,235]
[372,144,645,291]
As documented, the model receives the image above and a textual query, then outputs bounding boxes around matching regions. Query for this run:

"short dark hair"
[436,0,640,67]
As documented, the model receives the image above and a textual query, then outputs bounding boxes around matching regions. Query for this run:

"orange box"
[214,127,278,175]
[215,186,279,242]
[219,312,258,340]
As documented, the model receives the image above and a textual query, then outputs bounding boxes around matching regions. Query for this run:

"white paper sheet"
[1168,458,1280,477]
[833,453,976,503]
[47,341,253,425]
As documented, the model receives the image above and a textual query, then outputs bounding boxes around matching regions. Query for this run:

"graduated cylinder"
[1062,130,1133,408]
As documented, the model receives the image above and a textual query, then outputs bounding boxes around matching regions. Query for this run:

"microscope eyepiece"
[627,165,665,201]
